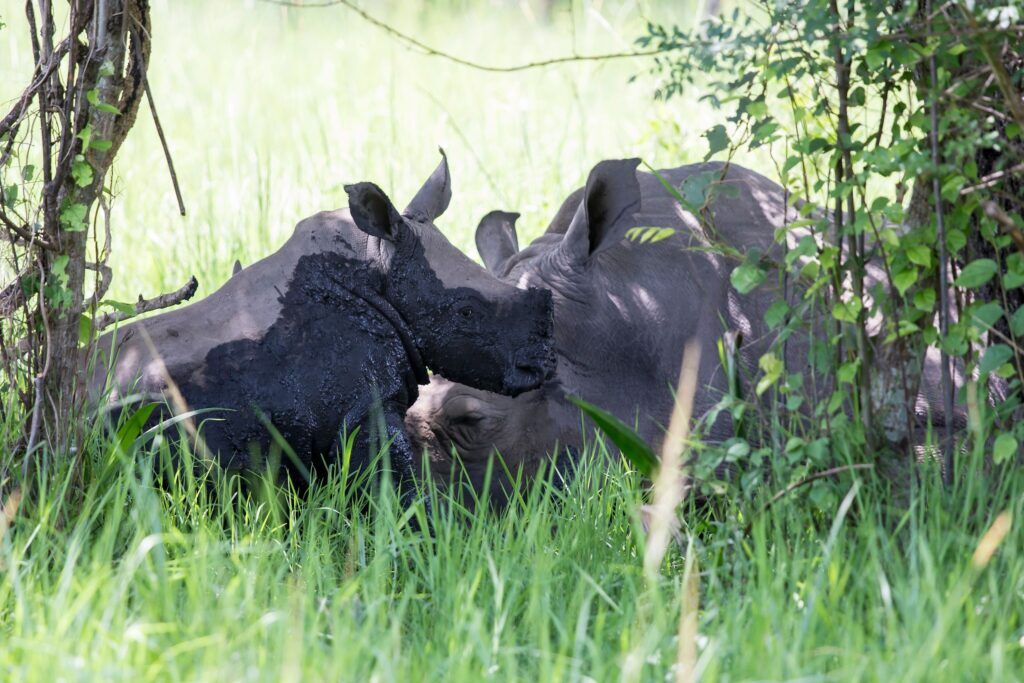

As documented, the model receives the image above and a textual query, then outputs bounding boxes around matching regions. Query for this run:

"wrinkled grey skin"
[406,159,811,505]
[408,159,994,505]
[90,154,555,494]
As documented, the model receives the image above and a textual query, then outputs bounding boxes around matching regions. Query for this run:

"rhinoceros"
[405,159,812,505]
[90,154,556,494]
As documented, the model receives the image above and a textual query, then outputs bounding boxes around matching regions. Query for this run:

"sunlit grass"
[1,421,1023,681]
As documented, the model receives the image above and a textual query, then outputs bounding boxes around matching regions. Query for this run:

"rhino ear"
[476,211,520,273]
[232,259,243,277]
[345,182,405,242]
[559,158,642,265]
[403,148,452,223]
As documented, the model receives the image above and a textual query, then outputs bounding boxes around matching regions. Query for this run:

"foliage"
[639,0,1024,488]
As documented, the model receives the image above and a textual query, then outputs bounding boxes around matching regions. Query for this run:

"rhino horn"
[403,148,452,223]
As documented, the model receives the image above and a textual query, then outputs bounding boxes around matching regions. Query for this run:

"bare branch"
[0,273,30,318]
[961,162,1024,195]
[93,276,199,331]
[259,0,660,72]
[23,265,52,480]
[0,213,57,251]
[0,38,72,138]
[983,201,1024,258]
[142,69,186,216]
[743,464,875,534]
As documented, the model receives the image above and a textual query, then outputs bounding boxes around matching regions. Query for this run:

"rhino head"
[344,152,556,397]
[406,158,646,504]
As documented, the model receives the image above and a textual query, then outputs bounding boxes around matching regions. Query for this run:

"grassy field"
[2,1,1024,680]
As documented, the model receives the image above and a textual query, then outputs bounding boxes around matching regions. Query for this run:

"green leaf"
[114,403,158,455]
[76,124,93,151]
[568,396,658,477]
[993,433,1018,464]
[731,261,767,294]
[745,101,767,118]
[78,314,93,345]
[969,302,1004,330]
[837,359,860,384]
[912,288,935,312]
[100,299,138,315]
[71,154,94,188]
[832,297,862,323]
[704,124,730,160]
[979,344,1013,376]
[625,227,676,244]
[1011,306,1024,337]
[947,228,967,254]
[954,259,998,288]
[60,201,88,232]
[86,88,121,115]
[893,268,918,295]
[764,299,789,329]
[1004,254,1024,289]
[906,245,931,268]
[756,352,783,396]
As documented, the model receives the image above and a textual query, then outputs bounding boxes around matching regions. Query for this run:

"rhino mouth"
[502,348,556,396]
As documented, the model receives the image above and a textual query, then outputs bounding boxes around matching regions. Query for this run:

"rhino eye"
[458,305,474,319]
[451,411,484,427]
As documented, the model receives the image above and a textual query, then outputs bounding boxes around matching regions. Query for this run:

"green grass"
[2,1,1024,680]
[1,430,1023,681]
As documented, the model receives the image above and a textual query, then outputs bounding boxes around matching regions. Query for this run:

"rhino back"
[90,209,370,401]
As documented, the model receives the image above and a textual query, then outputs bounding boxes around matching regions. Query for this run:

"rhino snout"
[502,346,556,396]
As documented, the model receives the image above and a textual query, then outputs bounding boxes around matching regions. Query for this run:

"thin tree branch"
[142,71,186,215]
[93,275,199,330]
[961,162,1024,195]
[23,265,51,480]
[259,0,660,72]
[743,464,874,534]
[0,213,57,251]
[983,201,1024,258]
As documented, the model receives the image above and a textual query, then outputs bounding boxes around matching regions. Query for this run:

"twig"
[983,201,1024,258]
[0,37,72,137]
[0,271,30,318]
[961,162,1024,195]
[929,0,956,487]
[86,261,113,309]
[743,463,874,534]
[93,275,199,330]
[259,0,660,72]
[142,66,186,216]
[23,265,52,481]
[0,213,57,252]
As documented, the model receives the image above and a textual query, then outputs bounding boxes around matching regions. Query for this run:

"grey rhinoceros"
[405,159,811,505]
[90,154,556,495]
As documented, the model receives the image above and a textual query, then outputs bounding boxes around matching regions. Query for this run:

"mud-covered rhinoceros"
[405,159,813,505]
[89,154,556,494]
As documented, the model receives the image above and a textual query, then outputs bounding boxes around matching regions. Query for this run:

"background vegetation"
[1,0,1022,680]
